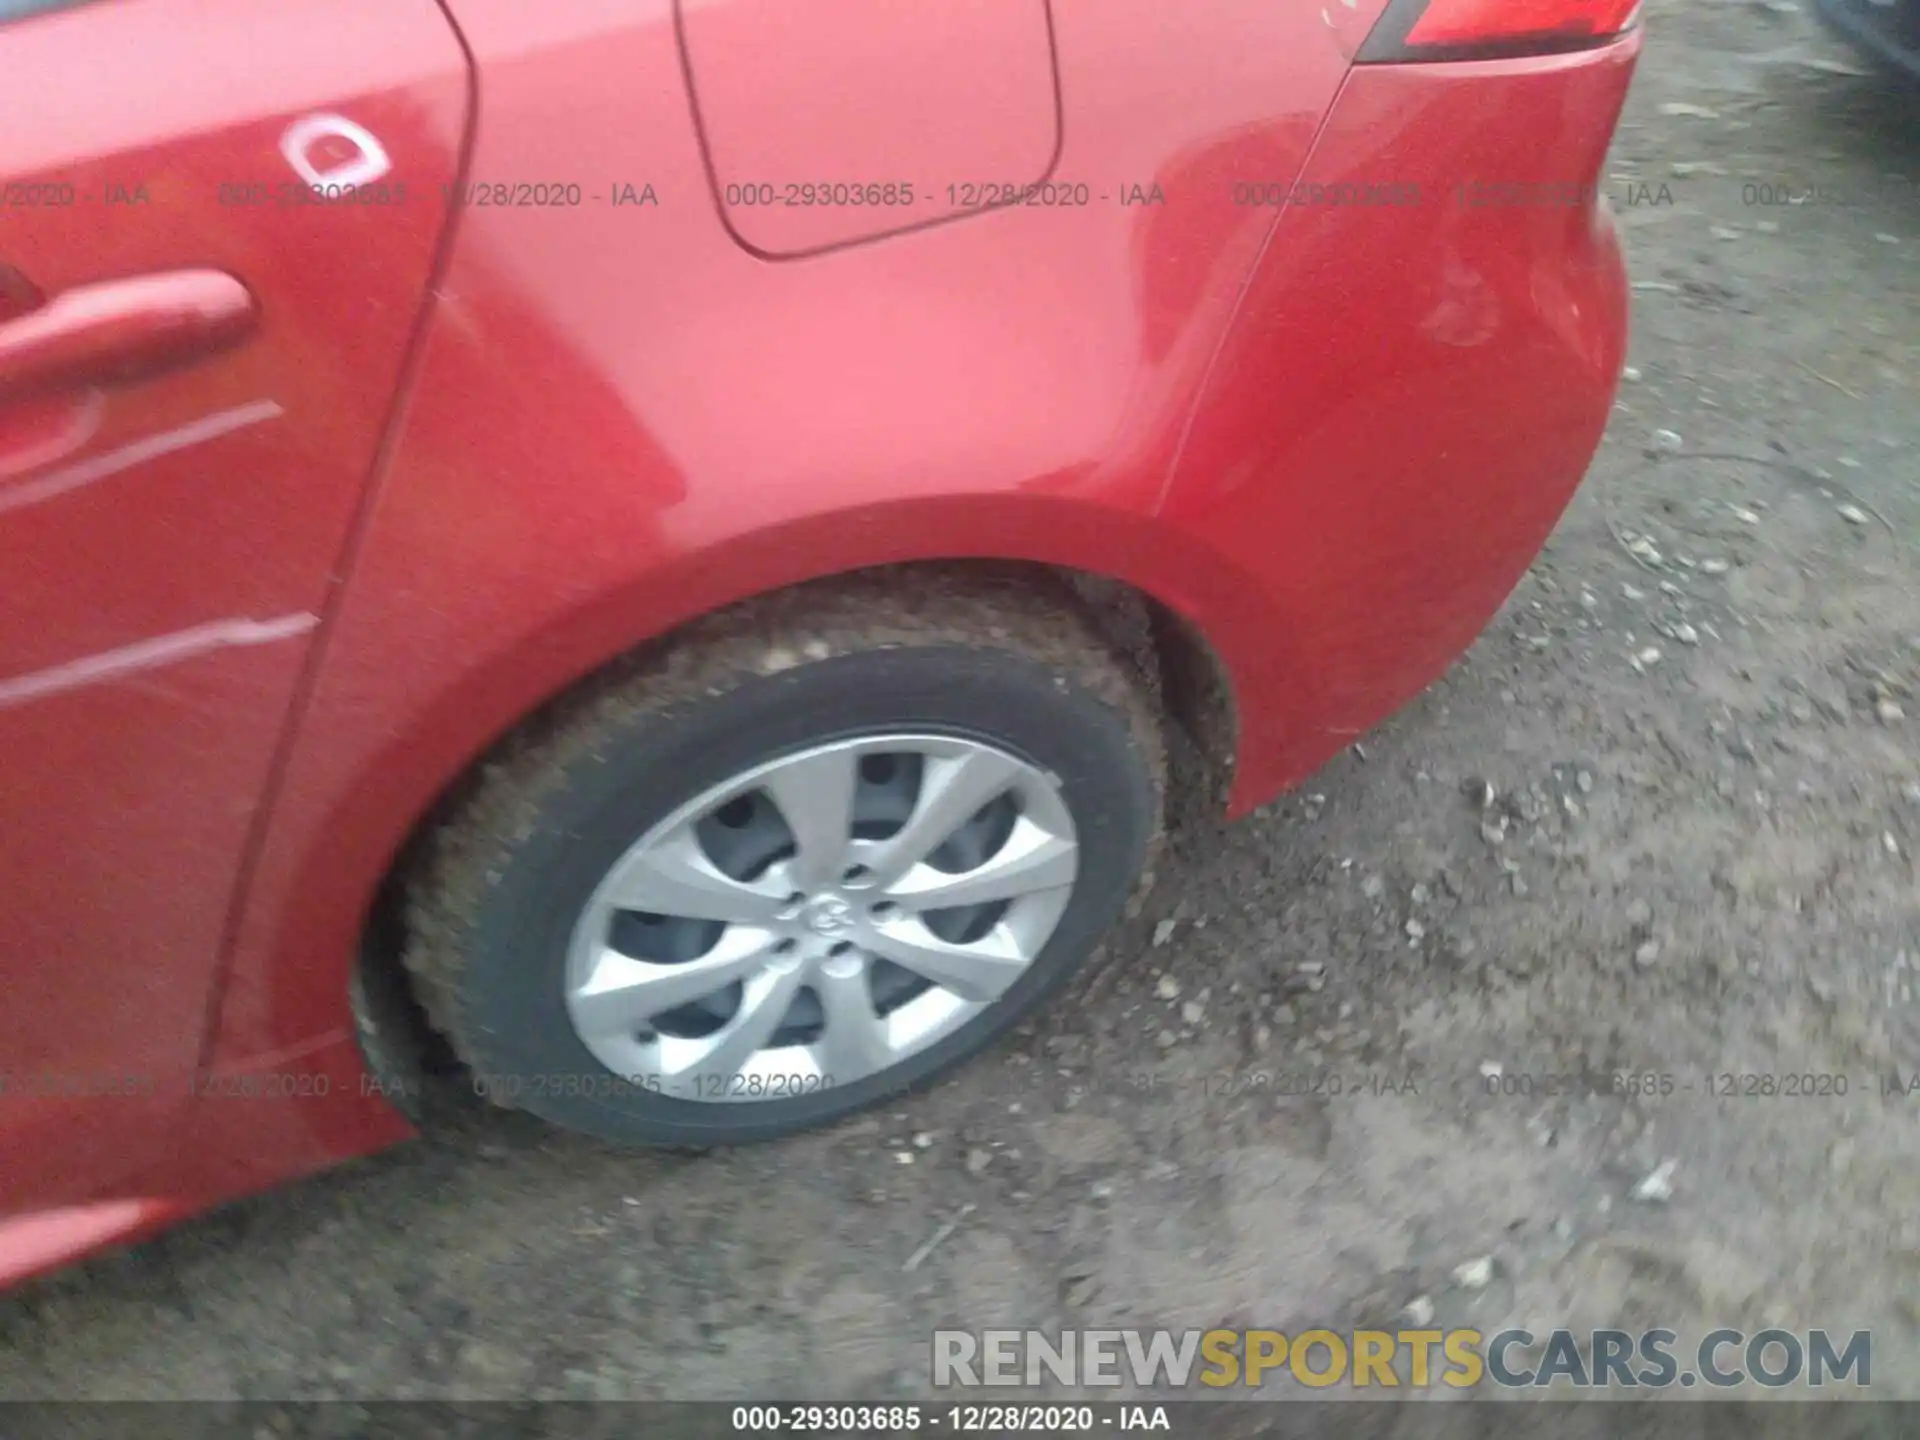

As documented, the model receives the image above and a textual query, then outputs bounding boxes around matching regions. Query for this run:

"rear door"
[0,0,466,1212]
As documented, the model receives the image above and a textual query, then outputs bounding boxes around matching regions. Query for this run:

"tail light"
[1357,0,1641,61]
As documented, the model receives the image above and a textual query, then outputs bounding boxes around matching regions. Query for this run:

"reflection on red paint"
[0,390,101,481]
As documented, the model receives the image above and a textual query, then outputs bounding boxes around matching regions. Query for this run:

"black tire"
[403,570,1164,1146]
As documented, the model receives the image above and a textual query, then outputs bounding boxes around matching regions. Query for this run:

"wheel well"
[351,559,1239,1099]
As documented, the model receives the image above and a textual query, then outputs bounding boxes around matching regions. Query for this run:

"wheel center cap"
[803,895,856,937]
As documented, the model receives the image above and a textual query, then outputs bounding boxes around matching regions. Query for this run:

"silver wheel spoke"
[761,748,860,890]
[602,829,789,923]
[885,818,1076,911]
[658,965,808,1081]
[812,966,895,1075]
[569,928,777,1041]
[864,918,1029,1003]
[565,733,1083,1102]
[866,749,1023,884]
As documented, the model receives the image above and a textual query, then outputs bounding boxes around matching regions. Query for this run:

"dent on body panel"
[0,614,316,709]
[1028,0,1364,518]
[0,400,283,516]
[1158,53,1634,763]
[0,608,320,1107]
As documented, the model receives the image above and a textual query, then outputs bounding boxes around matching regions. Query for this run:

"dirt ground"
[3,0,1917,1408]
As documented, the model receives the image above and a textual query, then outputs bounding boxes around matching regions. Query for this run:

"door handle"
[0,269,257,403]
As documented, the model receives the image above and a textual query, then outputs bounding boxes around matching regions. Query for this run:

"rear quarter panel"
[1159,38,1640,806]
[204,0,1377,1175]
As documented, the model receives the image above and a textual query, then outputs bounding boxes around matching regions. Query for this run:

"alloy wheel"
[562,734,1079,1102]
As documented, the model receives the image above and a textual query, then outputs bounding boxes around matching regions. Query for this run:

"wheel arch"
[359,495,1254,894]
[343,541,1245,1107]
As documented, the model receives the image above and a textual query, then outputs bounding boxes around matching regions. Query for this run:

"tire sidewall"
[453,643,1154,1145]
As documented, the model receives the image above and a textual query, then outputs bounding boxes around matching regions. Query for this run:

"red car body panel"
[682,0,1064,256]
[0,0,1637,1284]
[1163,42,1637,804]
[0,0,466,1248]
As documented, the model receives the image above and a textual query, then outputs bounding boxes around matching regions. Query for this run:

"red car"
[0,0,1639,1285]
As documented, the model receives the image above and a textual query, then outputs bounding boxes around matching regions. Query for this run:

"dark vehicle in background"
[1816,0,1920,77]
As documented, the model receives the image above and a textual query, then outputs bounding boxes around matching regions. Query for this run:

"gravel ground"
[3,0,1917,1406]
